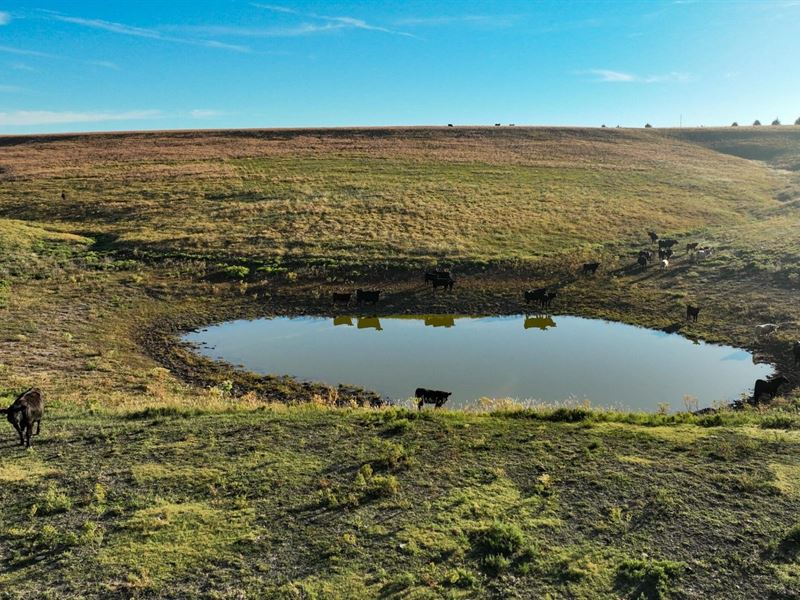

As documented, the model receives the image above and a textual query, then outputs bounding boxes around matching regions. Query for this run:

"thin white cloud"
[45,13,251,52]
[0,11,10,25]
[584,69,693,83]
[189,109,223,119]
[0,45,56,58]
[0,109,162,126]
[0,44,119,69]
[10,63,36,71]
[395,15,518,27]
[252,3,415,37]
[0,84,25,93]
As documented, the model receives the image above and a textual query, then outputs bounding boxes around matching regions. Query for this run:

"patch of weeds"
[472,521,526,574]
[616,558,684,600]
[761,414,800,430]
[385,417,412,435]
[215,264,249,280]
[40,484,73,514]
[442,567,478,589]
[708,436,758,461]
[776,523,800,561]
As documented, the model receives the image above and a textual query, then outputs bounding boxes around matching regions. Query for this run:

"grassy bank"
[1,404,800,599]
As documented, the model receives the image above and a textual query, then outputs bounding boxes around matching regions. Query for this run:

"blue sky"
[0,1,798,133]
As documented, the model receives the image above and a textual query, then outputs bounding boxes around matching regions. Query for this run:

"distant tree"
[731,121,739,127]
[644,123,653,128]
[772,118,781,126]
[796,117,800,125]
[753,119,762,126]
[601,124,606,128]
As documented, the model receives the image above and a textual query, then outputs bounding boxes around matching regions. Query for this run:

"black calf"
[415,388,452,410]
[686,305,700,322]
[582,262,600,275]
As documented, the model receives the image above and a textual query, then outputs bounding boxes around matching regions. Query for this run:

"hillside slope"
[0,127,787,266]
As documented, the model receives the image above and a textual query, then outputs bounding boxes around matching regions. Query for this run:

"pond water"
[183,315,773,411]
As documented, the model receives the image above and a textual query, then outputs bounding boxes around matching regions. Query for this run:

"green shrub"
[216,264,250,279]
[41,484,73,514]
[616,558,684,600]
[474,521,524,557]
[482,553,511,574]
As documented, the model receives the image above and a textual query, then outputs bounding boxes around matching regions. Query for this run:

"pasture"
[1,126,800,598]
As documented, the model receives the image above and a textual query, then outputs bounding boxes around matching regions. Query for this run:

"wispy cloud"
[0,44,119,69]
[0,109,161,127]
[252,3,415,37]
[0,11,10,25]
[395,15,519,28]
[189,109,224,119]
[44,12,251,52]
[0,45,55,58]
[583,69,693,83]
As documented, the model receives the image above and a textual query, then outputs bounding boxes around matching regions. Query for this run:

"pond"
[183,315,773,411]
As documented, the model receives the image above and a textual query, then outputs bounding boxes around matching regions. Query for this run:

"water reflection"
[425,315,455,328]
[524,315,557,330]
[357,317,383,331]
[333,316,353,327]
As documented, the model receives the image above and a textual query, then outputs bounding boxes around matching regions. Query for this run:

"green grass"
[1,406,799,598]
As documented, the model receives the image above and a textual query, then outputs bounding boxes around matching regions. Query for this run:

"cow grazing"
[447,123,454,127]
[582,262,600,275]
[755,323,780,337]
[693,248,713,261]
[332,292,351,304]
[638,250,653,262]
[648,231,659,244]
[793,341,800,366]
[1,388,44,448]
[356,289,381,305]
[658,239,679,250]
[752,376,789,404]
[660,259,669,270]
[415,388,452,410]
[494,123,501,127]
[524,288,548,305]
[658,247,674,260]
[686,242,699,253]
[686,305,700,322]
[424,270,451,285]
[431,274,454,291]
[637,255,648,269]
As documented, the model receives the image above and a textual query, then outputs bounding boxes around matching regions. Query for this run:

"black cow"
[752,376,789,404]
[638,250,653,262]
[332,292,351,304]
[424,270,451,285]
[524,288,548,304]
[1,388,44,448]
[686,305,700,322]
[415,388,452,410]
[658,247,674,260]
[582,262,600,275]
[686,242,699,253]
[793,341,800,366]
[658,238,679,249]
[637,255,648,269]
[648,231,659,244]
[356,289,381,305]
[543,291,558,308]
[431,274,454,291]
